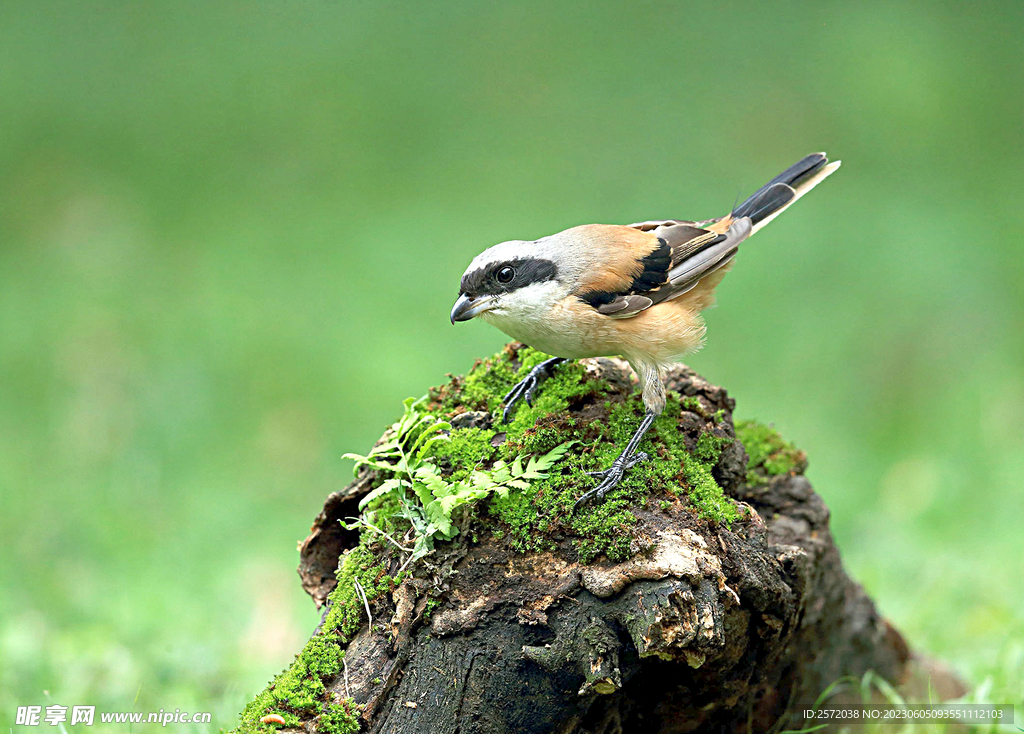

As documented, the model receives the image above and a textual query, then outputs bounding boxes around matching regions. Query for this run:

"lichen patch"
[580,529,722,598]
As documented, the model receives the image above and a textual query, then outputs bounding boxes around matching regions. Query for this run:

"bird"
[450,153,840,509]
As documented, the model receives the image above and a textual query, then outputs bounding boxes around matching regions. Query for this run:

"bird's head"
[450,236,580,327]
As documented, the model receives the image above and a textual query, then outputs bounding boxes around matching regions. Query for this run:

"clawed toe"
[502,381,526,406]
[572,451,650,512]
[572,409,658,511]
[502,377,538,423]
[500,357,565,424]
[501,381,532,423]
[623,451,648,469]
[524,384,538,406]
[572,477,616,512]
[572,468,624,511]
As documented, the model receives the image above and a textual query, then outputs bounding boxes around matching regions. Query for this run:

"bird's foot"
[572,451,649,512]
[501,357,565,424]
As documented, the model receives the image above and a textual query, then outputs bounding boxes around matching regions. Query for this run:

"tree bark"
[294,358,964,733]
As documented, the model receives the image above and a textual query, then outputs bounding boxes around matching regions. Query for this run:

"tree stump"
[239,345,964,734]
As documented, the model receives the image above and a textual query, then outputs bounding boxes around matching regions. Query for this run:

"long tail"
[732,152,841,235]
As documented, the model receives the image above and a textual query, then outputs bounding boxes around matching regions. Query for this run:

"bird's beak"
[450,293,498,324]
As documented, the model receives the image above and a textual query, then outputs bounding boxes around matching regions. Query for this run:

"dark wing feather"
[585,218,753,318]
[579,237,670,317]
[595,294,654,317]
[660,219,749,299]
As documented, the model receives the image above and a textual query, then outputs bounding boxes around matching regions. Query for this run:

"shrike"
[451,153,840,509]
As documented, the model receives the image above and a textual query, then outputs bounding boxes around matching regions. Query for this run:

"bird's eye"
[496,266,515,284]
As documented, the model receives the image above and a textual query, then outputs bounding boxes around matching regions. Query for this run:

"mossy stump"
[237,343,963,734]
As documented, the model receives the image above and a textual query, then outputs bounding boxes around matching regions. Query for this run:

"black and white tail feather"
[605,153,841,319]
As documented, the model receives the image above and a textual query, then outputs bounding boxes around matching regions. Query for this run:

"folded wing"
[588,218,752,318]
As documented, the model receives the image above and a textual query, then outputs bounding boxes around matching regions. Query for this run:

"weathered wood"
[292,356,963,733]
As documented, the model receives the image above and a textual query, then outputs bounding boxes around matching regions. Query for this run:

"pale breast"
[482,297,706,365]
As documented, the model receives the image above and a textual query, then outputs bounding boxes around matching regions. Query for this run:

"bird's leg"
[572,410,657,511]
[501,357,566,424]
[573,359,665,511]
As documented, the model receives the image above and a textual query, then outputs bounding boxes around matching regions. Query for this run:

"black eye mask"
[460,257,558,296]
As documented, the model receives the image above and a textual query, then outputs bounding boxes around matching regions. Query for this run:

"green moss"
[422,595,442,621]
[236,690,277,733]
[233,541,390,733]
[681,395,704,414]
[735,419,807,485]
[233,633,343,732]
[326,544,389,641]
[680,453,737,523]
[425,425,497,481]
[501,361,605,445]
[269,635,342,714]
[318,700,362,734]
[655,399,738,523]
[571,495,637,563]
[448,345,607,442]
[454,344,557,413]
[459,355,518,413]
[489,387,740,561]
[694,431,732,464]
[488,443,640,562]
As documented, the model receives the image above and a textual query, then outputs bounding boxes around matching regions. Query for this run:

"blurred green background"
[2,1,1022,729]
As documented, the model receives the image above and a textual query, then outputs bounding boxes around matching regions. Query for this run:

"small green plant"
[344,395,574,562]
[344,395,453,479]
